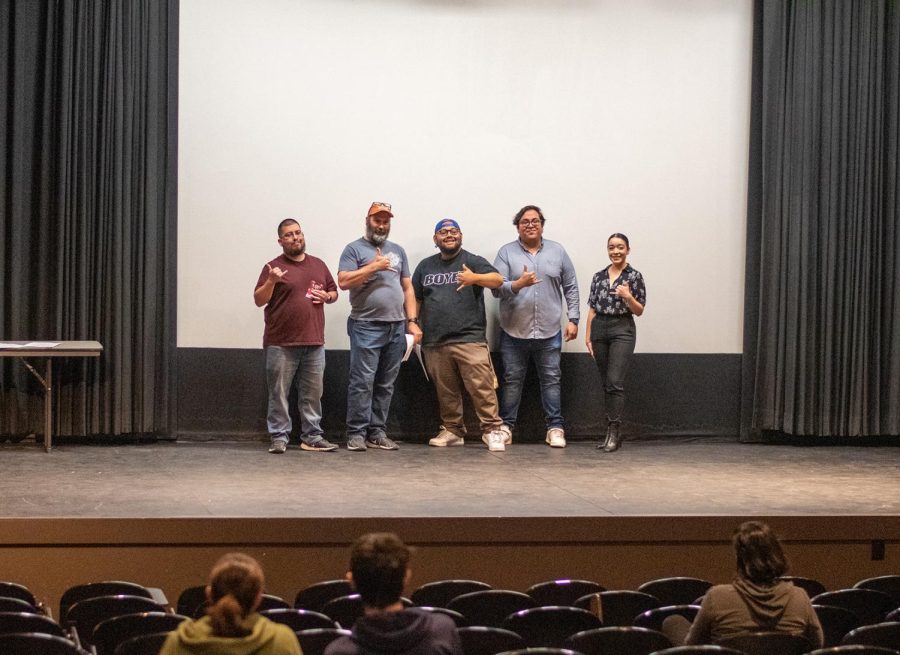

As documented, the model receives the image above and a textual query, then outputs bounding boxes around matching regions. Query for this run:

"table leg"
[44,359,52,452]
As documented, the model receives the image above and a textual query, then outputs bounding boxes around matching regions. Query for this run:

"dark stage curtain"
[0,0,177,438]
[742,0,900,438]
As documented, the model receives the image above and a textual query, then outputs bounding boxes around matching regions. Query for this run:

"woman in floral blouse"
[585,233,646,452]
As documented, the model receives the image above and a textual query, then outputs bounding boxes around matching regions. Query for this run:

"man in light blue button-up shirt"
[492,205,580,448]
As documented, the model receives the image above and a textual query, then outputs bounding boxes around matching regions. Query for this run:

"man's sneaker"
[347,435,367,451]
[546,427,566,448]
[482,430,506,452]
[498,424,513,444]
[301,438,338,452]
[366,435,399,450]
[429,428,464,447]
[268,440,287,454]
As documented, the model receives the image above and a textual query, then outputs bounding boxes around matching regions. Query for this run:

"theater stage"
[1,438,899,612]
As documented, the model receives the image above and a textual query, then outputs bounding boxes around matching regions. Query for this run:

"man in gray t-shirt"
[337,202,422,451]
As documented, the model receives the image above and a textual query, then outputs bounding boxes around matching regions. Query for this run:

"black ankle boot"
[597,429,609,449]
[603,420,622,452]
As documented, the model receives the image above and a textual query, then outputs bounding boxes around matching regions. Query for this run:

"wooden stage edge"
[4,515,900,547]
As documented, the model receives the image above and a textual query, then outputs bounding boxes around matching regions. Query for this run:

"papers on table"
[0,342,61,349]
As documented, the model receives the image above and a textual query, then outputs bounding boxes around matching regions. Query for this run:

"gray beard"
[366,229,388,246]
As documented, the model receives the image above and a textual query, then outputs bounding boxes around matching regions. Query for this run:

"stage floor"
[2,438,899,519]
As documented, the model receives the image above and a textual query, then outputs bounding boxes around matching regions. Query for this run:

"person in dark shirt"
[325,533,462,655]
[411,219,506,451]
[584,233,646,452]
[254,218,339,454]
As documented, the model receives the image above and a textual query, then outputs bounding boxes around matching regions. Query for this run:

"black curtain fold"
[1,0,176,438]
[743,0,900,438]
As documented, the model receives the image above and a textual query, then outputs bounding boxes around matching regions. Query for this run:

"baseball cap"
[367,202,393,217]
[434,218,461,233]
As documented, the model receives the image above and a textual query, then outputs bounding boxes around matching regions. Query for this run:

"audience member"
[325,532,462,655]
[160,553,301,655]
[662,521,824,649]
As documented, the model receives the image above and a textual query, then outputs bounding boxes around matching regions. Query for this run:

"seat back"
[457,626,525,655]
[0,611,66,637]
[815,604,863,647]
[649,647,746,655]
[854,577,900,606]
[65,595,163,647]
[60,582,152,620]
[782,576,828,598]
[92,611,187,655]
[503,606,602,648]
[527,580,606,607]
[0,632,83,655]
[806,647,900,655]
[812,590,897,626]
[495,649,584,655]
[565,625,672,655]
[575,590,662,627]
[294,580,354,612]
[413,606,468,627]
[633,605,701,632]
[840,622,900,651]
[175,585,206,617]
[411,579,492,608]
[0,597,39,614]
[447,589,537,628]
[295,627,352,655]
[0,582,37,607]
[113,631,170,655]
[637,578,713,606]
[260,608,337,631]
[718,631,813,655]
[321,594,364,629]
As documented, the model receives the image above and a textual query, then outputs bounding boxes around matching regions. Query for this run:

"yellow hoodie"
[159,613,302,655]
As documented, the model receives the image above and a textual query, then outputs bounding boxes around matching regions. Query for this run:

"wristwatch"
[407,318,419,324]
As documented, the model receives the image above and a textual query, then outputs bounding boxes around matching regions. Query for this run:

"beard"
[437,241,462,257]
[366,225,389,245]
[284,242,305,257]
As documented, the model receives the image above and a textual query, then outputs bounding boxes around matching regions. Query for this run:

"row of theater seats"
[0,575,899,655]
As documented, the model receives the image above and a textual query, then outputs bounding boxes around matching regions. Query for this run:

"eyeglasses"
[518,219,542,227]
[436,228,460,237]
[281,229,303,239]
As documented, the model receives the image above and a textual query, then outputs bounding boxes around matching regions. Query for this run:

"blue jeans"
[346,319,406,440]
[498,330,563,429]
[265,345,326,445]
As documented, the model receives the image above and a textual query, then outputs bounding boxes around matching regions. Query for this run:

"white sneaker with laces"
[546,427,566,448]
[498,424,513,444]
[429,428,464,447]
[483,430,506,452]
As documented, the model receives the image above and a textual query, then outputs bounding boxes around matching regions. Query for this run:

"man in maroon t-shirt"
[254,219,339,454]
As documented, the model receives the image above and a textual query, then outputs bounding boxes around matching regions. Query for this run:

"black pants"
[590,314,636,421]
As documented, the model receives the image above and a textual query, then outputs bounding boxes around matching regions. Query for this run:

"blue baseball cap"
[434,218,461,233]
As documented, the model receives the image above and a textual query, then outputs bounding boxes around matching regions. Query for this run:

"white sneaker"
[546,427,566,448]
[483,430,506,452]
[429,428,464,447]
[498,424,513,444]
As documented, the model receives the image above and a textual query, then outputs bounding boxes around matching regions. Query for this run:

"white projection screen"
[178,0,751,353]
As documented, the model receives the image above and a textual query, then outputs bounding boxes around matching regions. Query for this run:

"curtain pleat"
[744,0,900,437]
[0,0,175,438]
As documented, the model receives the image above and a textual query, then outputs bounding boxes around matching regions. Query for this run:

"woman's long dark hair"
[734,521,788,585]
[206,553,264,637]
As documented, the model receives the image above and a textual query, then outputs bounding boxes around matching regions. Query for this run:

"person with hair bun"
[585,233,646,452]
[662,521,823,649]
[160,553,301,655]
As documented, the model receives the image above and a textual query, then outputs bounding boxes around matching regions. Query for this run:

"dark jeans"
[498,330,563,429]
[590,314,636,421]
